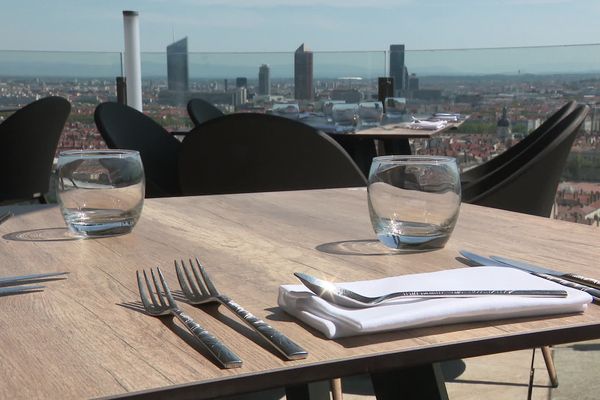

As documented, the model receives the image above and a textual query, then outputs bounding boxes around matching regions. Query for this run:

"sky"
[0,0,599,53]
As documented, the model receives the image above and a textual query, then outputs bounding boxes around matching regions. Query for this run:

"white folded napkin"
[278,267,592,339]
[408,119,447,130]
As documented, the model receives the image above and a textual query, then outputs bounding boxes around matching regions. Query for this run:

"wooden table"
[328,122,460,176]
[0,188,599,399]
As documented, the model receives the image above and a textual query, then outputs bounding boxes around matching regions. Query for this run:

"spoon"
[293,272,568,308]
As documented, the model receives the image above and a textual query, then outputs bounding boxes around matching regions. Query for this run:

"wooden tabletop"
[0,188,599,399]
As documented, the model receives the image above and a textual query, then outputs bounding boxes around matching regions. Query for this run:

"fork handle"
[218,295,308,360]
[171,309,243,369]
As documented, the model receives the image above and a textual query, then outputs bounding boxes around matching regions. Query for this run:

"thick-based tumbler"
[56,150,145,238]
[368,156,461,251]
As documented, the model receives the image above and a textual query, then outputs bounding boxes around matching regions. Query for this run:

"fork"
[175,258,308,360]
[136,267,243,369]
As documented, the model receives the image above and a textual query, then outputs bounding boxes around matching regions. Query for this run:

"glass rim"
[372,155,456,164]
[58,149,140,158]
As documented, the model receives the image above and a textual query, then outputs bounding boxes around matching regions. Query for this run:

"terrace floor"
[223,339,599,399]
[338,338,600,400]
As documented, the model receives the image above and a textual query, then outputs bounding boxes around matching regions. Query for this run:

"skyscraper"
[258,64,271,95]
[389,44,405,97]
[236,77,247,88]
[294,43,313,100]
[166,37,189,92]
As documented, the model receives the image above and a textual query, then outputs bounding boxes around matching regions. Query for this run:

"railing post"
[116,77,127,105]
[122,10,142,111]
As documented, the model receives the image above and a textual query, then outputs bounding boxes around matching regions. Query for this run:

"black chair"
[187,98,225,127]
[461,100,576,186]
[178,113,367,196]
[0,96,71,204]
[94,102,181,198]
[463,104,589,217]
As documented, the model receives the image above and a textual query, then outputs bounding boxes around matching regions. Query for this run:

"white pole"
[122,10,142,111]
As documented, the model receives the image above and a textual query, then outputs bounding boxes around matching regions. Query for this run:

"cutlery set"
[138,250,598,368]
[137,258,308,369]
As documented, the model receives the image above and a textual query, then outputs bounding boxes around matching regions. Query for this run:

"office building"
[234,87,248,108]
[389,44,405,96]
[166,37,189,92]
[408,73,419,91]
[294,43,313,100]
[236,77,247,88]
[258,64,271,95]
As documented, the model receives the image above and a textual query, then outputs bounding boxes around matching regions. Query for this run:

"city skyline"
[1,1,600,54]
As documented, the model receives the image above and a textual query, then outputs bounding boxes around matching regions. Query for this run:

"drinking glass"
[332,103,359,127]
[368,156,461,251]
[56,150,145,238]
[358,101,383,126]
[384,97,407,119]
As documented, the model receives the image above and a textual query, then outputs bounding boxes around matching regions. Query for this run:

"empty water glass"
[332,103,359,127]
[358,101,383,126]
[368,156,461,251]
[384,97,407,119]
[56,150,145,238]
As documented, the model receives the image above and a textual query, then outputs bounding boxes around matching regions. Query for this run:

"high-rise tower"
[389,44,405,97]
[236,77,247,88]
[294,44,313,100]
[167,37,189,92]
[258,64,271,95]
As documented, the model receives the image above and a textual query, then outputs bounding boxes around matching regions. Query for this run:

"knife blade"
[0,285,45,297]
[459,250,600,303]
[0,271,69,287]
[491,256,600,291]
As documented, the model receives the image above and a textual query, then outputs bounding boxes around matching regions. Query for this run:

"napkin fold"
[278,267,592,339]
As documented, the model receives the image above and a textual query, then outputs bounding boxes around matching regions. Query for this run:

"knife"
[459,250,600,303]
[0,271,69,287]
[490,256,600,291]
[0,285,45,297]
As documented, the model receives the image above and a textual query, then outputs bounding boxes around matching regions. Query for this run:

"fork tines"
[175,258,218,298]
[137,268,173,310]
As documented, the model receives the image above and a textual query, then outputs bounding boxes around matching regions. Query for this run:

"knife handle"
[563,274,600,291]
[535,272,600,303]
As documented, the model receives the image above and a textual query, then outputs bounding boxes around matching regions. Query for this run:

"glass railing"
[0,45,599,225]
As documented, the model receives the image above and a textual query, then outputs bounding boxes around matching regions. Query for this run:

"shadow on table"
[3,227,80,242]
[316,239,432,256]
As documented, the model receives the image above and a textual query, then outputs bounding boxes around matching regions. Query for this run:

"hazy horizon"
[1,1,600,53]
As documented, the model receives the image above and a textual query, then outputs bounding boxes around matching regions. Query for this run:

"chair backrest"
[178,113,367,195]
[94,102,181,198]
[463,104,589,217]
[461,100,576,186]
[187,98,225,127]
[0,96,71,203]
